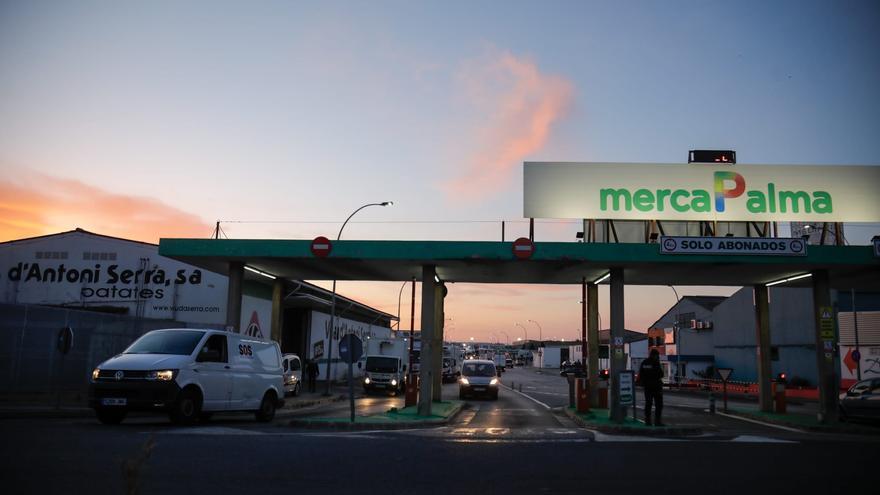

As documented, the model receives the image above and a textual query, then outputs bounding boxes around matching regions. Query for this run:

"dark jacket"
[638,357,664,392]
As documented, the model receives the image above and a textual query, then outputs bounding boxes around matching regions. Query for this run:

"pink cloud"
[445,50,574,200]
[0,172,212,243]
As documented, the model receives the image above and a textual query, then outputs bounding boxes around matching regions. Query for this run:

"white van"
[281,353,302,396]
[88,328,284,425]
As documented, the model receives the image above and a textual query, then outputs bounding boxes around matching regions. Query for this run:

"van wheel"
[255,392,277,422]
[96,408,127,425]
[170,387,202,425]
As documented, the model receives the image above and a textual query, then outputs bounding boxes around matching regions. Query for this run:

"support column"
[588,282,600,408]
[418,265,437,416]
[225,261,244,332]
[609,268,625,422]
[754,284,772,412]
[432,282,445,402]
[812,270,839,423]
[270,278,284,344]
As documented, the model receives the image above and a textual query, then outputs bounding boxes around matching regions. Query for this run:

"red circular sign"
[311,236,332,257]
[512,237,534,259]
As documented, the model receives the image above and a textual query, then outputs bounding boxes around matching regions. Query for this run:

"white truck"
[493,352,507,372]
[362,337,409,395]
[442,344,464,383]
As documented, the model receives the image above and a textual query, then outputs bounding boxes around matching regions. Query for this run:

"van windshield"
[462,362,496,377]
[125,330,206,355]
[366,356,399,373]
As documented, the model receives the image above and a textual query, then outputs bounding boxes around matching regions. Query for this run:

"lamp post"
[324,202,393,395]
[515,322,528,342]
[499,330,510,345]
[668,285,681,387]
[528,319,542,342]
[395,280,410,331]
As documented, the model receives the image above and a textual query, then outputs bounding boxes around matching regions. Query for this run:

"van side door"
[195,334,232,411]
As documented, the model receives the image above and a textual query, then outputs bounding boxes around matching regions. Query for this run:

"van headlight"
[364,377,371,385]
[490,378,499,386]
[146,369,177,381]
[91,368,100,382]
[391,379,398,386]
[460,377,469,385]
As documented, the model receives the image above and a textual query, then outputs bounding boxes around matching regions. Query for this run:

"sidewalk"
[563,407,704,436]
[288,400,464,430]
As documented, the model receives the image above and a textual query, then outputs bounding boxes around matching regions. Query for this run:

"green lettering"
[600,189,632,211]
[655,189,671,212]
[812,191,832,213]
[671,190,690,212]
[746,191,767,213]
[768,183,776,213]
[691,189,711,212]
[633,189,655,212]
[778,190,811,213]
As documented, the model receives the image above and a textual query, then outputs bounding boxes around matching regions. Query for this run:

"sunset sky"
[2,1,879,340]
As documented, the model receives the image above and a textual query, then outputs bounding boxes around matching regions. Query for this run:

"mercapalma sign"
[523,162,880,222]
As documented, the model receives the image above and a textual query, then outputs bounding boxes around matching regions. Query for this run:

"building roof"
[0,228,158,248]
[648,295,729,330]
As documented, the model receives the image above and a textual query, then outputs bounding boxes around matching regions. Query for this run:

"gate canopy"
[158,239,880,289]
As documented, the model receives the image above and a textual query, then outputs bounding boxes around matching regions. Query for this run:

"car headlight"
[146,369,177,381]
[364,377,371,385]
[460,377,469,385]
[91,368,100,382]
[490,378,499,385]
[391,379,398,386]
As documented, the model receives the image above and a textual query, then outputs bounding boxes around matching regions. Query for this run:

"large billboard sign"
[523,162,880,222]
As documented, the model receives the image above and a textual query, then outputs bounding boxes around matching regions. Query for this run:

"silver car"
[459,359,500,400]
[839,377,880,422]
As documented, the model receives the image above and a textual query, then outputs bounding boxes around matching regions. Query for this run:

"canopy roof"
[158,239,879,290]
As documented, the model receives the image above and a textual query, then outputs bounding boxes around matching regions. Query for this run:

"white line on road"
[715,411,804,433]
[503,384,551,409]
[730,435,797,443]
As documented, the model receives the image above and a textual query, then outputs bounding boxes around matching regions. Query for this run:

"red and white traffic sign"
[311,236,332,257]
[512,237,535,259]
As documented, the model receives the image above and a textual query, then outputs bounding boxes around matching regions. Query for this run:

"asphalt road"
[2,368,876,494]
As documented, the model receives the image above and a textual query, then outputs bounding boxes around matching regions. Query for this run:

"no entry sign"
[311,236,332,257]
[512,237,535,259]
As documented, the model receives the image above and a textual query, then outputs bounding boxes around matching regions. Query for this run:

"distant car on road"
[559,361,586,377]
[282,353,302,397]
[459,359,500,400]
[839,377,880,422]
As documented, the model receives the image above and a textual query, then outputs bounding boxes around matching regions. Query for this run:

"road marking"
[503,384,552,410]
[716,411,804,433]
[590,431,684,442]
[154,427,267,436]
[730,435,797,443]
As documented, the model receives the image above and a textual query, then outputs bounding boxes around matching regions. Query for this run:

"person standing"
[306,358,319,393]
[638,348,665,426]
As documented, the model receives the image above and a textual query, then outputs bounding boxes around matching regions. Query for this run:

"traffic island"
[288,400,464,430]
[724,408,880,435]
[564,407,703,436]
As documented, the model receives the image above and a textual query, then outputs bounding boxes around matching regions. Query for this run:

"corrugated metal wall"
[839,311,880,345]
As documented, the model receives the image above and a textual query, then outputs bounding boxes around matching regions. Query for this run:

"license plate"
[472,386,485,391]
[101,398,127,406]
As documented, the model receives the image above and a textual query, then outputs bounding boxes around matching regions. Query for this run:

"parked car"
[459,359,500,400]
[89,328,284,425]
[282,353,302,397]
[839,377,880,422]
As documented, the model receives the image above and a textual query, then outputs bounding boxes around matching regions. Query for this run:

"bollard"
[774,381,786,414]
[576,378,590,413]
[567,374,576,408]
[598,379,609,409]
[709,393,716,414]
[518,384,522,393]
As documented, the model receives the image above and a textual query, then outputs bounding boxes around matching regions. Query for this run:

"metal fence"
[0,303,221,406]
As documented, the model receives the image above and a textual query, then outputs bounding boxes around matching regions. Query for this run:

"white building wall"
[308,310,392,381]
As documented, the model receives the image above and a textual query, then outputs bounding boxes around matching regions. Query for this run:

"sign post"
[338,333,364,423]
[619,370,635,419]
[717,368,733,413]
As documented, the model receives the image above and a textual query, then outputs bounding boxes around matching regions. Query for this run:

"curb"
[725,409,880,435]
[288,402,464,431]
[563,407,703,436]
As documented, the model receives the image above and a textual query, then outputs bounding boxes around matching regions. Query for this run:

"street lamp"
[394,280,411,330]
[528,319,543,341]
[515,322,528,341]
[499,330,510,344]
[668,285,681,387]
[324,202,393,395]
